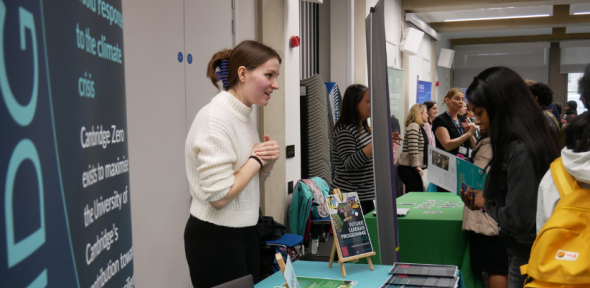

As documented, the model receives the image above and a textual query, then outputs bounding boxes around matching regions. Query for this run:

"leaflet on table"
[456,158,486,196]
[279,277,357,288]
[383,274,459,288]
[283,256,301,288]
[325,192,374,259]
[389,263,457,277]
[427,146,457,192]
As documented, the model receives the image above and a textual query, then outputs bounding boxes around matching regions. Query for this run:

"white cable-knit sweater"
[185,91,260,227]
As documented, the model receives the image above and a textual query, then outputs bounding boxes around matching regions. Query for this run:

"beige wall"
[258,0,287,224]
[355,0,367,85]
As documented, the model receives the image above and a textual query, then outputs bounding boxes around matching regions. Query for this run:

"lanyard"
[445,111,464,136]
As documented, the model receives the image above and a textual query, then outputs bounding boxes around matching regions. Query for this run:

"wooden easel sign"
[325,189,375,277]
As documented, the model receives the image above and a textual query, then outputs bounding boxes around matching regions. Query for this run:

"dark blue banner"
[0,0,133,287]
[416,80,432,104]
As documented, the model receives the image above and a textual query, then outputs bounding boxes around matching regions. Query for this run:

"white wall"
[319,0,331,82]
[123,0,191,287]
[331,0,354,88]
[284,0,301,198]
[435,35,452,114]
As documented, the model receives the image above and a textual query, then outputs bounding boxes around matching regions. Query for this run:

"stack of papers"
[373,208,410,217]
[380,263,459,288]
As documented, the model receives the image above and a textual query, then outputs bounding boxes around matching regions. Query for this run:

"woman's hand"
[415,167,423,176]
[462,120,477,135]
[253,134,280,166]
[473,190,485,208]
[460,188,485,210]
[392,132,403,145]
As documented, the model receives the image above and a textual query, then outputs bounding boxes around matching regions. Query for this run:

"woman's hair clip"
[216,59,229,88]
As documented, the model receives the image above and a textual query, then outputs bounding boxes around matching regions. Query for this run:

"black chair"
[211,274,254,288]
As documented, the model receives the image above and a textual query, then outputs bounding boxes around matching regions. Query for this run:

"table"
[256,261,391,287]
[255,260,465,288]
[365,192,484,288]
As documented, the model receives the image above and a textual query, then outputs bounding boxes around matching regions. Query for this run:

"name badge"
[458,146,468,156]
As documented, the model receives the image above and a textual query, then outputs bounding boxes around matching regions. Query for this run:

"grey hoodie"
[536,148,590,234]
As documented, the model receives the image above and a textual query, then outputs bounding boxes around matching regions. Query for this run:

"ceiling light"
[445,14,550,22]
[573,12,590,15]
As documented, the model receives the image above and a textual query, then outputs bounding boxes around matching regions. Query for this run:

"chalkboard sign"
[0,0,134,287]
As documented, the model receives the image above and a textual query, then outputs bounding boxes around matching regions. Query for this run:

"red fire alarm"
[436,81,440,87]
[290,36,300,48]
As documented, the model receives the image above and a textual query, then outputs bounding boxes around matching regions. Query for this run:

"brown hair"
[405,104,426,127]
[442,88,464,107]
[206,40,282,91]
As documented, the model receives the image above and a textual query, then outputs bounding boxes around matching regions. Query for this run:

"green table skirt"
[364,192,484,288]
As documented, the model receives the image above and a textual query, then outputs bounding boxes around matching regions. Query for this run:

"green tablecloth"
[365,192,484,288]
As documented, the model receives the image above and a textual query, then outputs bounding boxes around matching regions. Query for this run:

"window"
[567,73,587,115]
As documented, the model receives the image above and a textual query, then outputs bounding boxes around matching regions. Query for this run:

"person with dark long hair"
[331,84,401,214]
[184,40,281,287]
[461,67,560,288]
[422,100,437,146]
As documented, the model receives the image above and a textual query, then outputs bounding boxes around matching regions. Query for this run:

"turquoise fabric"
[289,181,313,236]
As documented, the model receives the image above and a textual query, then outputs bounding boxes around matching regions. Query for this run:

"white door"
[184,0,234,131]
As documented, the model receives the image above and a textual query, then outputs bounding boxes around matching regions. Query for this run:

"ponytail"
[206,49,232,91]
[205,40,282,91]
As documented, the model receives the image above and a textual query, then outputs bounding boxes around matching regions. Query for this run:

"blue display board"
[0,0,134,287]
[416,80,432,104]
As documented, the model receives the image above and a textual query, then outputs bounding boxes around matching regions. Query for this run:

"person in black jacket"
[564,100,579,123]
[462,67,560,288]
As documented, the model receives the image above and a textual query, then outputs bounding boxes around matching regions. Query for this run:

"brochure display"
[382,262,460,288]
[327,189,376,277]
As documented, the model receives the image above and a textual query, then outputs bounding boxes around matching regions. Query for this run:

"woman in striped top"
[330,84,376,214]
[397,104,429,193]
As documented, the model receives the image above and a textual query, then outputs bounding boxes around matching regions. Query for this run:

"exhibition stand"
[365,192,484,288]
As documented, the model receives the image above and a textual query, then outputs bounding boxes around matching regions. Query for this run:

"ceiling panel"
[416,5,553,23]
[440,27,553,39]
[566,25,590,33]
[571,3,590,14]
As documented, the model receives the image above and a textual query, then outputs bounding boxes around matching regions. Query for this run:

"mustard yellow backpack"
[520,158,590,287]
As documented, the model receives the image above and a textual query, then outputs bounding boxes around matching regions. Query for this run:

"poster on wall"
[0,0,134,287]
[325,193,373,259]
[416,80,432,104]
[387,68,404,198]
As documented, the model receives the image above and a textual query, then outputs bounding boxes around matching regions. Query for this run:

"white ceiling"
[415,5,553,23]
[571,3,590,14]
[440,27,553,40]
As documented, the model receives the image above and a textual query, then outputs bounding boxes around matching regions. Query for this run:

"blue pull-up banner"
[416,80,432,104]
[0,0,134,287]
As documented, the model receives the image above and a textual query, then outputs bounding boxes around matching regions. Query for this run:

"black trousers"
[360,200,375,215]
[397,165,424,193]
[184,216,260,288]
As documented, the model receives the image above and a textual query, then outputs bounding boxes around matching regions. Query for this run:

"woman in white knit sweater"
[184,40,281,287]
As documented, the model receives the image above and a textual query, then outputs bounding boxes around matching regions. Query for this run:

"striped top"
[331,123,375,201]
[399,122,427,168]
